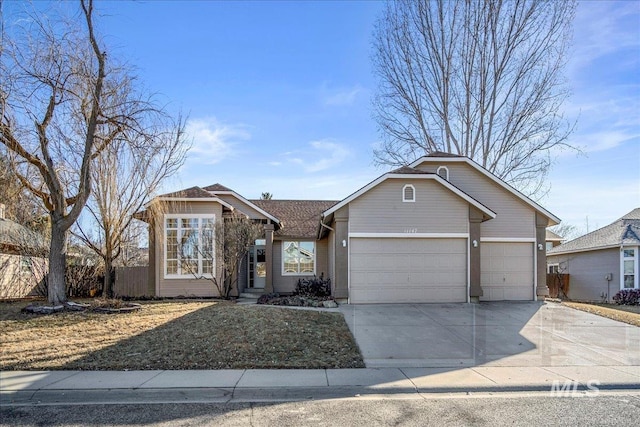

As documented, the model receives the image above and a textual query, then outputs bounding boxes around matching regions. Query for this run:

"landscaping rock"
[322,300,338,308]
[22,304,64,315]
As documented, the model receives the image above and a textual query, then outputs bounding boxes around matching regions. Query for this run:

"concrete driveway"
[340,301,640,368]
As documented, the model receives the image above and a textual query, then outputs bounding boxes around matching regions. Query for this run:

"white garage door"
[480,242,534,301]
[350,238,467,303]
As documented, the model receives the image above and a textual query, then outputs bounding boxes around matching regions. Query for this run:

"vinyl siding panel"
[415,162,535,238]
[547,248,619,301]
[349,179,469,234]
[272,238,329,294]
[156,201,224,297]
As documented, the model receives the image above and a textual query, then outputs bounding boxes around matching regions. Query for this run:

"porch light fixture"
[472,240,478,247]
[342,240,347,247]
[538,243,544,251]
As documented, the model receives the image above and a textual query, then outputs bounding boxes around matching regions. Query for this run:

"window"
[165,214,215,278]
[621,248,638,289]
[282,241,315,275]
[437,166,449,180]
[402,184,415,202]
[548,264,559,274]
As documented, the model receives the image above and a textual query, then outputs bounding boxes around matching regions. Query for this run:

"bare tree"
[260,192,273,200]
[179,215,263,299]
[0,1,174,304]
[372,0,577,196]
[73,116,189,297]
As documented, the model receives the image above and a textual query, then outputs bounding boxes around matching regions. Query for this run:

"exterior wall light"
[472,240,478,248]
[342,240,347,247]
[538,243,544,251]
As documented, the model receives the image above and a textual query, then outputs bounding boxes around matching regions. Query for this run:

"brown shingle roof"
[426,151,464,158]
[158,186,214,198]
[250,200,338,238]
[389,166,434,175]
[548,208,640,255]
[203,183,233,192]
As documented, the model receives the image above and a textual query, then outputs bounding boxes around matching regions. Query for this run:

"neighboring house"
[140,153,560,303]
[547,208,640,302]
[545,230,565,252]
[0,204,48,299]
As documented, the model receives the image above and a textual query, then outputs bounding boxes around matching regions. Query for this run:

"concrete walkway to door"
[339,301,640,369]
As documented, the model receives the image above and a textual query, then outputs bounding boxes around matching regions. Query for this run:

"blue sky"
[5,1,640,235]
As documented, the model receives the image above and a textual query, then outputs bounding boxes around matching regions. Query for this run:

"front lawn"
[0,300,364,370]
[562,302,640,327]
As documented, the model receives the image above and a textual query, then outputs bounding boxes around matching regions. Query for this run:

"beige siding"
[350,238,467,303]
[0,254,47,299]
[272,238,329,294]
[415,162,535,238]
[216,195,269,220]
[349,179,469,234]
[547,248,619,301]
[156,201,224,297]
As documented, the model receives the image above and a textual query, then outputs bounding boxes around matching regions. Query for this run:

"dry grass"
[0,300,364,370]
[563,302,640,327]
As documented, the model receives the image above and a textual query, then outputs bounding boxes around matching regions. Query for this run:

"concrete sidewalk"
[2,366,639,405]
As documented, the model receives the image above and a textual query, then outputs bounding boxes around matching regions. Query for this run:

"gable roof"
[409,154,561,225]
[158,186,216,199]
[548,208,640,255]
[202,183,233,192]
[322,166,496,220]
[251,200,338,238]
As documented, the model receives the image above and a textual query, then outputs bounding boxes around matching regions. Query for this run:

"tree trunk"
[103,254,113,298]
[48,219,68,305]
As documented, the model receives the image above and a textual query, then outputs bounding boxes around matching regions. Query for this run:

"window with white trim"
[621,247,638,289]
[282,241,315,275]
[165,214,215,278]
[402,184,415,202]
[547,264,559,274]
[437,166,449,180]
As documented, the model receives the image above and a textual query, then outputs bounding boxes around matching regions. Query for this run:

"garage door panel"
[480,242,533,301]
[350,238,467,303]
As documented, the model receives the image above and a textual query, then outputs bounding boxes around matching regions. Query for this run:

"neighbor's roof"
[0,218,48,255]
[548,208,640,255]
[251,200,338,238]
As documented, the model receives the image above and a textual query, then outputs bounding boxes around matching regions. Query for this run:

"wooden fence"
[114,266,150,298]
[547,273,570,299]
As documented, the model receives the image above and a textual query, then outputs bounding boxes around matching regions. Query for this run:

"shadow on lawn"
[56,303,364,371]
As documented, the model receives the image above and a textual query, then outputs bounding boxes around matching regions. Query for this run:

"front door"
[248,243,266,289]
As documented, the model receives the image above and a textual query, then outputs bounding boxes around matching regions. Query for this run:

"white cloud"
[185,117,250,164]
[323,85,364,106]
[305,140,349,172]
